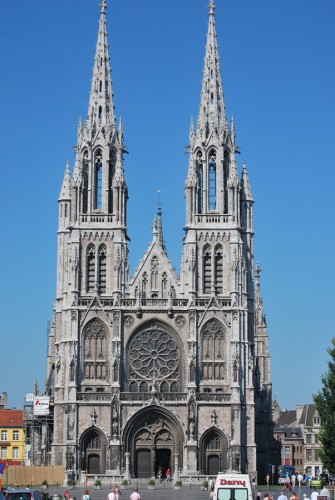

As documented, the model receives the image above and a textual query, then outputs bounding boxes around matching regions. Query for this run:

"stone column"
[173,453,180,481]
[124,452,131,482]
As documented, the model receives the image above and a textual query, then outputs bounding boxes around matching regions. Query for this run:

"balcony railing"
[80,214,114,224]
[76,392,231,403]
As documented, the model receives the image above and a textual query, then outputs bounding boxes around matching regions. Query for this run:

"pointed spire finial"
[209,0,215,15]
[100,0,106,14]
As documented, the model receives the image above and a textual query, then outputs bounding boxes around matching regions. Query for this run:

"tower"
[46,0,275,480]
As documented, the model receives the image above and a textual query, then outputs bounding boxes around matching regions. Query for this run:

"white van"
[213,473,253,500]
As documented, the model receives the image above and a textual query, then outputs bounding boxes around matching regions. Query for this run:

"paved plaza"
[46,484,328,500]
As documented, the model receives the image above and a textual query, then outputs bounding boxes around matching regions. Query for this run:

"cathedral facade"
[46,0,274,481]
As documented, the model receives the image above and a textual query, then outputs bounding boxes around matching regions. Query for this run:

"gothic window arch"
[82,149,89,214]
[214,244,223,294]
[201,319,226,381]
[94,149,103,210]
[83,319,107,381]
[203,244,212,294]
[98,244,107,294]
[70,359,75,382]
[197,150,203,213]
[127,322,180,392]
[87,244,96,293]
[208,149,217,211]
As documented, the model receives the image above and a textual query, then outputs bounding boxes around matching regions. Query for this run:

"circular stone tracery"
[128,323,179,391]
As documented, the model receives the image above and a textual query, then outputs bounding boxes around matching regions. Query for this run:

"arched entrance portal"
[80,427,107,474]
[123,406,184,478]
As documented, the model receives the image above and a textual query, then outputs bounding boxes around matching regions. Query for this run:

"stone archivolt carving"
[175,315,185,328]
[124,315,134,327]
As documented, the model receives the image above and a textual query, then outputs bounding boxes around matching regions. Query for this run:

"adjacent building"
[273,403,323,476]
[0,410,25,466]
[45,0,276,480]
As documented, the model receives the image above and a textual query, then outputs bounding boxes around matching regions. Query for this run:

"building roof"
[298,403,317,426]
[0,409,24,427]
[274,426,303,439]
[275,409,297,427]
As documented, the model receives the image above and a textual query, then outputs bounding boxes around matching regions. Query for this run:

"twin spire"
[88,0,116,131]
[196,0,227,140]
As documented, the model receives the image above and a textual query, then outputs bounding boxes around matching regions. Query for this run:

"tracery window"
[98,244,107,293]
[83,319,107,380]
[208,150,216,210]
[128,322,180,392]
[201,319,225,381]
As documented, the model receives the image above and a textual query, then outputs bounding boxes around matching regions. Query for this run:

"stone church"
[45,0,275,481]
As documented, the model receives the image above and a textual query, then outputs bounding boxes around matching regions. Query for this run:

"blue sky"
[0,0,334,411]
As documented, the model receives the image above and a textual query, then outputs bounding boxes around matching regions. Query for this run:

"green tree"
[313,337,335,475]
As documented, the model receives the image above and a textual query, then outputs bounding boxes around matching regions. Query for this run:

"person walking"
[130,488,140,500]
[311,489,319,500]
[278,490,288,500]
[82,490,90,500]
[166,468,171,482]
[108,486,119,500]
[320,485,330,498]
[289,490,299,500]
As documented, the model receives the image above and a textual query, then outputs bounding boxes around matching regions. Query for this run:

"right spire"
[196,0,227,140]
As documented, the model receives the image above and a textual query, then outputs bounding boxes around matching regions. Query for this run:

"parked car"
[310,477,324,488]
[320,473,330,485]
[5,490,44,500]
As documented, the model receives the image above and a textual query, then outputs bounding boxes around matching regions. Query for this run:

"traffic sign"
[0,464,5,473]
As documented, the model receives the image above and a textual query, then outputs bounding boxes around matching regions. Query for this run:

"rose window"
[128,323,179,392]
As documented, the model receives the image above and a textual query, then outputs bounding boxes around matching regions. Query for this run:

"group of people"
[107,484,140,500]
[156,466,171,482]
[278,485,331,500]
[280,473,308,490]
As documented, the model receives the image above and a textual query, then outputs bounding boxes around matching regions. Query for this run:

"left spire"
[88,0,116,131]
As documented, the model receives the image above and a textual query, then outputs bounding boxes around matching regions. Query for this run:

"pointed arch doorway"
[199,428,228,475]
[80,427,107,474]
[123,406,183,479]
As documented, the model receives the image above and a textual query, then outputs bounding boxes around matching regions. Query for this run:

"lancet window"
[83,319,107,381]
[82,150,89,214]
[208,150,216,210]
[203,245,212,294]
[108,149,116,213]
[201,319,225,381]
[151,256,159,290]
[98,244,107,294]
[94,149,103,210]
[87,244,96,293]
[214,245,223,294]
[197,151,203,213]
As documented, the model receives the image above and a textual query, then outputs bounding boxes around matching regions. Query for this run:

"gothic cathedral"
[46,0,274,481]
